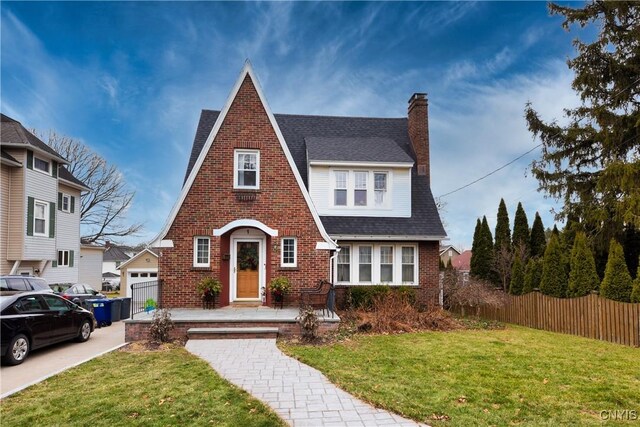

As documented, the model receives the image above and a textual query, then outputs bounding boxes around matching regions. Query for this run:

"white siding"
[1,165,12,274]
[102,261,119,275]
[309,166,411,217]
[24,166,57,260]
[79,247,104,289]
[42,184,81,284]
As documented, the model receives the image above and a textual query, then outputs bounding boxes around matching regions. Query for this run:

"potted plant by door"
[269,276,291,309]
[196,277,222,309]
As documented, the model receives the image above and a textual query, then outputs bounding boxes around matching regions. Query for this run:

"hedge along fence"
[450,292,640,347]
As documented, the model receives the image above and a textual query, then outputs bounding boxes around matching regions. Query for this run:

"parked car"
[0,276,53,296]
[101,280,119,292]
[1,291,95,365]
[56,284,105,304]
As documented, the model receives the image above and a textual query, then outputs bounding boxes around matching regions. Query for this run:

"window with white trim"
[374,172,387,206]
[380,246,394,283]
[34,200,48,236]
[193,236,210,267]
[57,250,70,267]
[61,194,71,213]
[401,247,415,283]
[33,156,50,174]
[358,246,372,282]
[234,150,259,189]
[337,246,350,282]
[281,237,297,267]
[334,171,347,206]
[354,171,368,206]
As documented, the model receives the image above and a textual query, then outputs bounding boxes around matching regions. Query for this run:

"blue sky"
[1,1,588,249]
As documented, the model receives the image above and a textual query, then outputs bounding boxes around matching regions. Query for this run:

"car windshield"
[0,295,17,312]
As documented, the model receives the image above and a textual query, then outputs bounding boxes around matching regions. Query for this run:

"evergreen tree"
[510,255,525,295]
[540,234,568,298]
[525,2,640,244]
[472,216,495,282]
[470,219,482,277]
[529,212,546,258]
[512,202,530,250]
[439,258,445,270]
[622,225,640,279]
[552,225,560,237]
[600,239,633,302]
[523,258,543,294]
[494,198,511,252]
[568,232,600,297]
[631,264,640,303]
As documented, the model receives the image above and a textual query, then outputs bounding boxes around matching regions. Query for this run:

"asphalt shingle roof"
[1,149,20,164]
[183,109,446,238]
[59,166,90,190]
[305,137,414,164]
[1,114,67,161]
[103,246,131,262]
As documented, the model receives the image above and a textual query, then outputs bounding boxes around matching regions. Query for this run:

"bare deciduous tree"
[38,130,143,244]
[493,244,513,292]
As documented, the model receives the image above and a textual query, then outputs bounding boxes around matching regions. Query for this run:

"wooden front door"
[235,241,260,299]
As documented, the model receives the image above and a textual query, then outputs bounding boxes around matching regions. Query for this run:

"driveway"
[1,321,126,398]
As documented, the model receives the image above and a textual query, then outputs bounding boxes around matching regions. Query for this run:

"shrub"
[149,309,174,343]
[567,232,600,297]
[297,305,319,341]
[632,265,640,303]
[445,277,507,317]
[349,285,416,310]
[523,257,542,293]
[540,234,568,297]
[196,277,222,298]
[600,239,633,302]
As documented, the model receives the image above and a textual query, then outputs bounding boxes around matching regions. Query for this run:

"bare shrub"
[297,305,320,341]
[149,309,174,343]
[446,277,507,317]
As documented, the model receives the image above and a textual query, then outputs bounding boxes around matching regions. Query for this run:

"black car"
[55,283,105,304]
[1,291,95,365]
[0,276,54,296]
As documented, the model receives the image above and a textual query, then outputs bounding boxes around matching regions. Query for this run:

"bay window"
[334,244,418,285]
[380,246,394,283]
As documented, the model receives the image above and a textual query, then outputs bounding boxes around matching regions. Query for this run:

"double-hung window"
[61,194,71,213]
[401,247,416,283]
[234,150,259,189]
[358,246,372,282]
[337,246,350,282]
[33,157,50,174]
[34,201,48,236]
[281,237,297,267]
[194,237,210,267]
[334,171,347,206]
[354,171,368,206]
[379,246,394,283]
[374,172,387,206]
[57,250,70,267]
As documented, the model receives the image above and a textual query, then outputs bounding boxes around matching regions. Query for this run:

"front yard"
[281,325,640,426]
[0,344,284,427]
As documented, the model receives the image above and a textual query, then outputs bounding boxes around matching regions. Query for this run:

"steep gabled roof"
[0,114,67,162]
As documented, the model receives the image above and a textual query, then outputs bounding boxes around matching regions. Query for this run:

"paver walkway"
[186,339,427,427]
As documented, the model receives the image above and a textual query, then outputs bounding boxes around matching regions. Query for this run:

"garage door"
[126,270,158,298]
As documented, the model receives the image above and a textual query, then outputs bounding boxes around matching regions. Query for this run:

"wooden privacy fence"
[451,292,640,347]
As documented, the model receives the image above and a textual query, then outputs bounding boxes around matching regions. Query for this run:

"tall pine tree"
[568,232,600,297]
[600,239,633,302]
[529,212,546,258]
[510,255,525,295]
[540,234,568,298]
[525,2,640,249]
[474,216,495,282]
[470,219,482,277]
[523,257,543,293]
[512,202,530,251]
[494,198,511,252]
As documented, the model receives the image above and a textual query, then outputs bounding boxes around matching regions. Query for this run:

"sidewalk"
[186,339,428,427]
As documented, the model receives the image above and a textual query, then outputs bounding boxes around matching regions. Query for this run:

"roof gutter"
[330,234,447,241]
[2,143,69,164]
[0,157,22,167]
[59,177,91,192]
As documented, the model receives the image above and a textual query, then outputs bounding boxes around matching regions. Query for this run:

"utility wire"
[437,76,640,199]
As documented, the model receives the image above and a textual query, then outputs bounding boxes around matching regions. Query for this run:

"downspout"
[9,261,20,275]
[329,246,341,283]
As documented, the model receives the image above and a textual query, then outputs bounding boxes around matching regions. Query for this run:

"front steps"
[187,327,279,340]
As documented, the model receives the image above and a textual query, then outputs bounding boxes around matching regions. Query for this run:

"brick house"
[152,62,446,309]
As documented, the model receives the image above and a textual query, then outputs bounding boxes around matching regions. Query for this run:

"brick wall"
[159,74,330,308]
[407,93,430,183]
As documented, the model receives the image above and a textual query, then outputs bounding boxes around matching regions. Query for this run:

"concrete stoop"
[187,327,279,340]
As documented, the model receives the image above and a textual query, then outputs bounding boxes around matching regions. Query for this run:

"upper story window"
[281,237,297,267]
[374,172,387,206]
[334,171,347,206]
[33,156,50,174]
[354,172,368,206]
[234,150,260,189]
[62,194,71,213]
[193,236,210,267]
[57,250,70,267]
[34,200,48,236]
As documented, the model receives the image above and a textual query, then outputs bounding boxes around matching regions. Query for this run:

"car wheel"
[76,320,92,342]
[3,334,29,365]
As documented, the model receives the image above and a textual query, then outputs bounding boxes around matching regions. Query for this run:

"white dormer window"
[374,172,387,206]
[33,156,50,174]
[234,150,259,189]
[334,171,348,206]
[354,172,368,206]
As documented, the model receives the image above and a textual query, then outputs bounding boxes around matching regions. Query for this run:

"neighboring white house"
[1,114,90,284]
[79,244,105,289]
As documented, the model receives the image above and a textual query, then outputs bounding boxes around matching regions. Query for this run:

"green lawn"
[0,346,284,427]
[281,326,640,426]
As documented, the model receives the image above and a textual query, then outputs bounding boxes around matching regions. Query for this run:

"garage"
[116,248,159,299]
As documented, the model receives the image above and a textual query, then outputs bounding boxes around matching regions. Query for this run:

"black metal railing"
[131,280,162,318]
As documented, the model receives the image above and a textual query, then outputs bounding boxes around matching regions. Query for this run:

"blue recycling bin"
[87,298,112,327]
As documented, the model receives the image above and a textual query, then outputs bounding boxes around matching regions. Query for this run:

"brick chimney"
[407,93,430,183]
